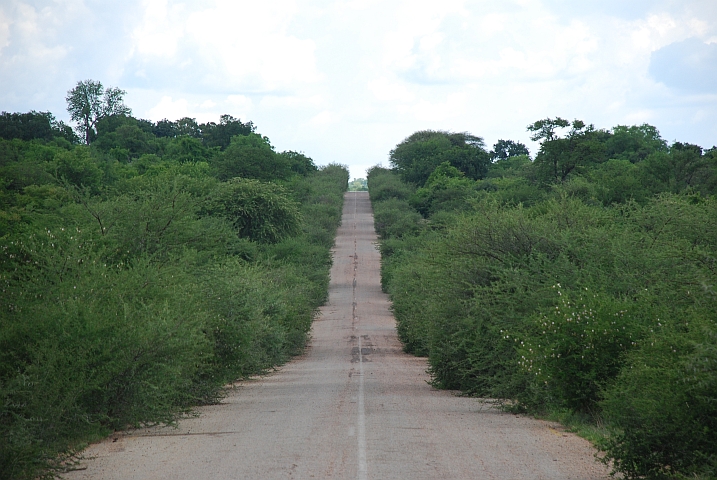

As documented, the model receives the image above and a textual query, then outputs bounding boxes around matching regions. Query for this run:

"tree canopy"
[389,130,490,185]
[66,80,131,144]
[490,139,530,161]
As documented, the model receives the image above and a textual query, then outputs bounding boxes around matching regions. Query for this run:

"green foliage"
[605,124,667,163]
[348,177,368,191]
[205,178,301,243]
[527,117,571,142]
[372,197,423,240]
[201,115,255,150]
[486,154,532,178]
[532,121,609,184]
[599,313,717,479]
[0,104,348,479]
[279,151,318,176]
[490,139,530,161]
[370,121,717,477]
[367,166,415,202]
[588,159,648,205]
[165,136,214,164]
[211,133,290,181]
[66,80,131,144]
[389,130,490,185]
[0,111,77,143]
[52,147,103,191]
[409,162,474,216]
[93,116,158,161]
[516,288,651,412]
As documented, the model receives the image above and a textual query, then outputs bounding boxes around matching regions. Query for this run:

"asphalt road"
[64,191,610,480]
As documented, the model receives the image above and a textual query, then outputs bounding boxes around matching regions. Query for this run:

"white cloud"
[259,94,325,109]
[367,77,414,103]
[400,93,467,122]
[309,110,335,127]
[0,8,11,51]
[146,95,189,120]
[2,0,717,178]
[128,0,320,93]
[1,2,70,64]
[131,0,185,57]
[227,95,252,108]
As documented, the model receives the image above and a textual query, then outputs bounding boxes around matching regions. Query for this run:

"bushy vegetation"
[348,178,368,191]
[0,81,348,479]
[370,121,717,479]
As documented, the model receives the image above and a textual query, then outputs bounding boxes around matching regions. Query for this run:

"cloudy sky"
[1,0,716,178]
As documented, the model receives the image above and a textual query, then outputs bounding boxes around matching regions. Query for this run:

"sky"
[1,0,717,179]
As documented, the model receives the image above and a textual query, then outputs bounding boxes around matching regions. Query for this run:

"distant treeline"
[369,120,716,480]
[0,84,348,480]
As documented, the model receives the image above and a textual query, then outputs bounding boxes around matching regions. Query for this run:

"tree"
[530,119,608,183]
[174,117,202,138]
[527,117,570,142]
[211,133,291,181]
[0,111,78,143]
[153,119,179,138]
[205,178,301,243]
[66,80,131,144]
[605,124,667,163]
[201,115,255,150]
[490,139,530,161]
[279,151,318,176]
[389,130,490,185]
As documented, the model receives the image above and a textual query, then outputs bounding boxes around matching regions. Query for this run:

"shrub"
[516,287,653,412]
[205,178,301,243]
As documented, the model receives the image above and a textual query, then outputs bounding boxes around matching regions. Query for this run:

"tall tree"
[527,117,570,142]
[490,139,530,161]
[530,119,608,183]
[66,80,131,144]
[389,130,490,185]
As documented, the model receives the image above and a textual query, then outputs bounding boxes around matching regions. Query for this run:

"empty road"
[65,191,610,479]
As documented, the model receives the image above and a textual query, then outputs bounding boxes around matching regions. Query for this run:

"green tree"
[93,115,157,161]
[211,133,290,181]
[53,146,103,191]
[66,80,131,144]
[0,111,76,143]
[530,119,608,183]
[205,178,301,243]
[490,139,530,161]
[201,114,255,150]
[389,130,490,185]
[279,151,318,176]
[605,124,667,163]
[526,117,570,142]
[670,142,705,189]
[175,117,202,138]
[165,136,212,164]
[153,119,180,138]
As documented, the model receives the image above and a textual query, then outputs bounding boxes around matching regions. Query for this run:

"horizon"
[2,0,716,179]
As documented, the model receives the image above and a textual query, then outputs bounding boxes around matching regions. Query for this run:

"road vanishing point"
[64,192,610,480]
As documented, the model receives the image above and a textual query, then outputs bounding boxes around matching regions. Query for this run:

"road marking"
[353,192,368,480]
[358,336,367,480]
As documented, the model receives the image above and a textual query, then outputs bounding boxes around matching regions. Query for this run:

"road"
[65,191,610,479]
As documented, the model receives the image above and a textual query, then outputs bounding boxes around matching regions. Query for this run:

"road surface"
[65,191,610,479]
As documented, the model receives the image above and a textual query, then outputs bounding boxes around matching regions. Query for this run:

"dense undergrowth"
[0,109,348,479]
[370,123,717,479]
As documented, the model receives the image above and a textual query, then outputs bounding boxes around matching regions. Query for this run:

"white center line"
[353,193,368,480]
[357,335,367,480]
